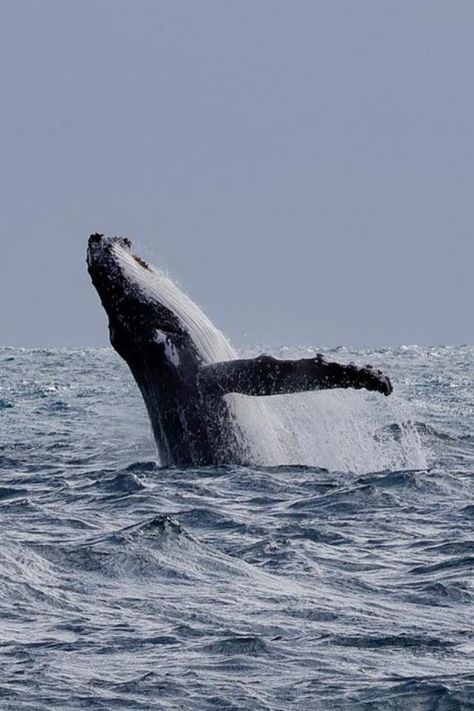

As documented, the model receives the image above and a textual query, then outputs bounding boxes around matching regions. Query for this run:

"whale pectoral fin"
[199,354,392,397]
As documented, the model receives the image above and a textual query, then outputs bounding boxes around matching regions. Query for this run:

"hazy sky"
[1,1,472,348]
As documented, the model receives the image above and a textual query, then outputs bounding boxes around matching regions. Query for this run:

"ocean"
[0,345,472,709]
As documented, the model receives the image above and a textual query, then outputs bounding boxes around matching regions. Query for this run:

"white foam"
[267,389,426,473]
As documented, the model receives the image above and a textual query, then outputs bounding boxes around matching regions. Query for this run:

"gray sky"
[1,0,473,348]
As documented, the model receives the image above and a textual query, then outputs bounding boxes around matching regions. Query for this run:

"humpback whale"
[87,234,392,467]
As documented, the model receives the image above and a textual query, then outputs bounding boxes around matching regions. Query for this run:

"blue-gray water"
[0,346,472,710]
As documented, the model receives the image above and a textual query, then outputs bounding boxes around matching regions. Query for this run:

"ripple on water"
[0,346,472,709]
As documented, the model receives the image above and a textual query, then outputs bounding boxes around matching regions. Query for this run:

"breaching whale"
[87,234,392,467]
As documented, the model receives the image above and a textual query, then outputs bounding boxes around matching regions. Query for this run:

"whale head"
[87,234,183,359]
[87,233,236,369]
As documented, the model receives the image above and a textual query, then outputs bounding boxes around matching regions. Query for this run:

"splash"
[266,389,426,473]
[240,346,427,474]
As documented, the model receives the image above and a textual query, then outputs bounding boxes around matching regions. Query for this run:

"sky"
[0,0,473,348]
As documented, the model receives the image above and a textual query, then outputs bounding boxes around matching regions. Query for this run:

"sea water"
[0,345,472,709]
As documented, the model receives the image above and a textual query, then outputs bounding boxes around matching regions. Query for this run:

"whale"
[87,233,392,467]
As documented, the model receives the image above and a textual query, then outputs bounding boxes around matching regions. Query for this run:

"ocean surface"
[0,345,472,710]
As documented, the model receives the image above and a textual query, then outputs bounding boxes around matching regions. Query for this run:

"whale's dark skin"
[87,233,392,467]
